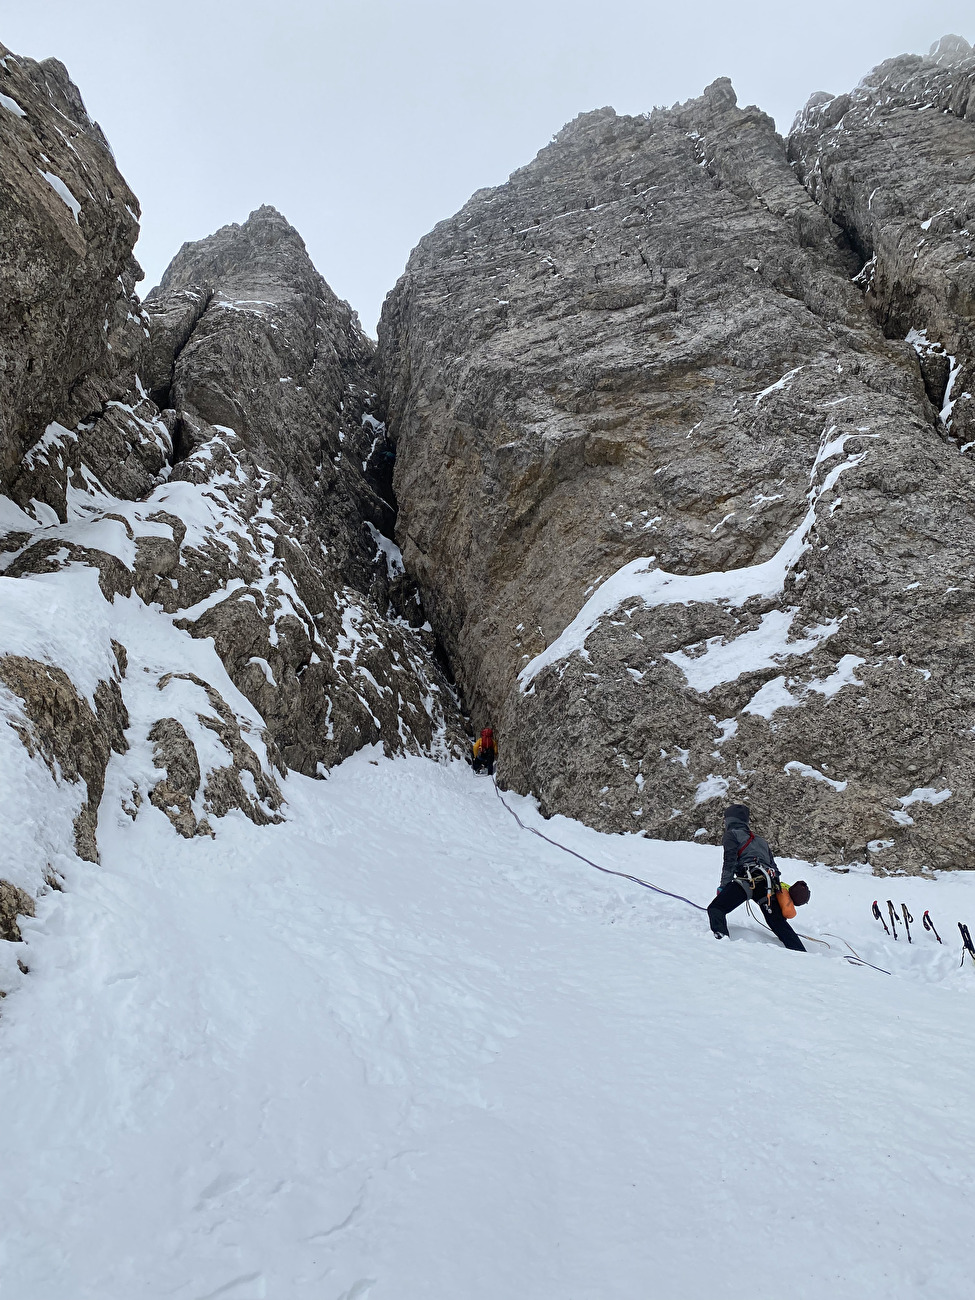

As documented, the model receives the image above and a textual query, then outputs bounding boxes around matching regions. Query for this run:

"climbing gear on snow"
[887,900,900,939]
[822,933,893,976]
[841,954,893,975]
[872,900,890,935]
[901,904,914,944]
[923,910,942,943]
[959,923,975,967]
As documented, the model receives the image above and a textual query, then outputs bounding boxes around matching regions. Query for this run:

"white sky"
[3,1,971,332]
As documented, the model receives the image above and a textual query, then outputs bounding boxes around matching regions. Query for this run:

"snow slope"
[2,751,975,1299]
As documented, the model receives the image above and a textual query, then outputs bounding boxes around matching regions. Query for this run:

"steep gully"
[0,34,974,978]
[0,36,464,976]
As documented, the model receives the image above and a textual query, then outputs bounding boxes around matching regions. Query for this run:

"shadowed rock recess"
[0,39,464,935]
[381,46,975,873]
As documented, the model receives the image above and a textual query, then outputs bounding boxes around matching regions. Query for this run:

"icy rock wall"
[381,73,975,872]
[789,35,975,449]
[141,207,466,776]
[0,41,166,509]
[0,42,465,962]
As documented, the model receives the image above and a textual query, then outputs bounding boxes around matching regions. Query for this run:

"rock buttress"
[143,206,466,775]
[1,41,465,938]
[789,34,975,448]
[380,81,975,872]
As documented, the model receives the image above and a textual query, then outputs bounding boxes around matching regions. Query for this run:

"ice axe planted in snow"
[959,923,975,968]
[872,900,890,936]
[923,910,942,943]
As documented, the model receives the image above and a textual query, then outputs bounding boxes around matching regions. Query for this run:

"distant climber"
[472,727,497,776]
[707,804,810,951]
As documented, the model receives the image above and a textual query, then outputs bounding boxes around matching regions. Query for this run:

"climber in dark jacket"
[707,803,808,951]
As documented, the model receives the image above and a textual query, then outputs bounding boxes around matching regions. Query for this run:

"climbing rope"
[821,933,892,976]
[491,777,708,912]
[744,900,830,951]
[744,902,892,973]
[490,777,891,973]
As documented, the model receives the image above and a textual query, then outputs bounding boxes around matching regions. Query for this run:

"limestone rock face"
[0,880,34,943]
[381,81,975,871]
[0,41,465,947]
[142,207,465,775]
[145,207,394,588]
[0,42,165,510]
[789,36,975,448]
[0,651,128,862]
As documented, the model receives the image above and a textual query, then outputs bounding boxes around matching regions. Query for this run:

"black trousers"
[708,881,805,952]
[473,753,495,776]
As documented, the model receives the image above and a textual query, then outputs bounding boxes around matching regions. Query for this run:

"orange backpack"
[777,885,797,919]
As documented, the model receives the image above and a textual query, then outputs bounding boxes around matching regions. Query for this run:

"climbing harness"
[872,900,890,935]
[887,900,900,940]
[734,863,775,908]
[923,910,942,943]
[901,904,914,944]
[491,777,708,912]
[734,834,778,909]
[959,923,975,968]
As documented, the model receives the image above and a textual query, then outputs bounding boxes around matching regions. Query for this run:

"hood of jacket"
[723,803,751,828]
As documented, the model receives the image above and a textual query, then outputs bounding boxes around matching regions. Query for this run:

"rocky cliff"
[0,45,164,511]
[3,26,975,948]
[0,40,463,968]
[381,53,975,872]
[789,34,975,450]
[140,206,463,776]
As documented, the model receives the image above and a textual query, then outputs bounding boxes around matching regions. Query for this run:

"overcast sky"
[3,1,972,331]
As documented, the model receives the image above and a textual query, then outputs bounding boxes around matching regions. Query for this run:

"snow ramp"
[2,751,974,1298]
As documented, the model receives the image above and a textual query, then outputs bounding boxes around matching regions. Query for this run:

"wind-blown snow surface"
[2,752,975,1299]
